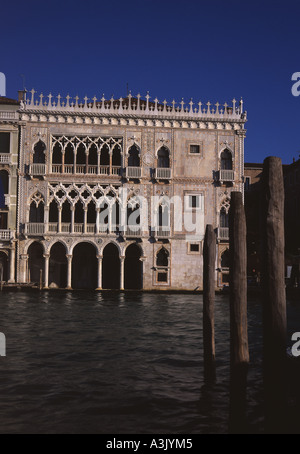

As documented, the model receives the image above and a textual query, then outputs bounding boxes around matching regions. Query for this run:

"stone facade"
[0,97,19,283]
[14,90,246,290]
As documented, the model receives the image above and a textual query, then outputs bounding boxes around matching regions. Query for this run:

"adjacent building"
[0,96,19,283]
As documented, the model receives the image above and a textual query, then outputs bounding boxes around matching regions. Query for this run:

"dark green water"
[0,291,299,434]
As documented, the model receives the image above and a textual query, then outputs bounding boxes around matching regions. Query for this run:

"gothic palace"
[0,90,247,290]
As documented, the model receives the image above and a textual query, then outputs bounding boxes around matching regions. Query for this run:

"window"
[155,248,169,285]
[0,133,10,154]
[189,144,200,154]
[157,272,168,283]
[220,149,232,170]
[244,176,250,191]
[189,195,200,209]
[188,242,201,254]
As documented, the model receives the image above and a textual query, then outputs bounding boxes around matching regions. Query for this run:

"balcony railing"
[50,164,121,176]
[29,163,46,176]
[155,168,171,180]
[25,223,45,235]
[218,227,229,240]
[25,222,146,236]
[0,230,15,240]
[0,111,18,120]
[219,169,234,182]
[125,167,142,179]
[152,227,171,239]
[125,226,142,237]
[0,154,11,164]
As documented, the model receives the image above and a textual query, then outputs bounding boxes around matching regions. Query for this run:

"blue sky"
[1,0,300,164]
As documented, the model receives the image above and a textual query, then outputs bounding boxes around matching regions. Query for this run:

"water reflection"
[0,291,298,433]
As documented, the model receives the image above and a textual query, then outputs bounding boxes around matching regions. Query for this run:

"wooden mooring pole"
[229,191,249,433]
[203,224,216,383]
[39,269,43,291]
[261,156,287,433]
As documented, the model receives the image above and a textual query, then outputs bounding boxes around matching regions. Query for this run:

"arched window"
[76,142,86,166]
[156,248,169,267]
[220,207,229,228]
[112,144,121,167]
[100,143,109,166]
[157,146,170,168]
[220,149,232,170]
[221,249,230,268]
[156,248,169,284]
[128,144,140,167]
[33,140,46,164]
[65,142,74,165]
[52,142,62,164]
[62,201,71,223]
[158,203,169,228]
[49,200,58,222]
[29,201,44,223]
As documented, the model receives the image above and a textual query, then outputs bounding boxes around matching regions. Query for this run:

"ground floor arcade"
[19,240,145,290]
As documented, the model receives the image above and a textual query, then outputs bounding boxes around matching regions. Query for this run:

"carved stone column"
[8,244,15,283]
[71,206,75,234]
[19,254,28,283]
[96,255,103,290]
[83,207,88,234]
[96,208,100,234]
[43,253,50,288]
[58,206,62,233]
[120,255,125,290]
[66,254,72,289]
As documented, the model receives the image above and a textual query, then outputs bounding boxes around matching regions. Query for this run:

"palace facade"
[1,90,247,290]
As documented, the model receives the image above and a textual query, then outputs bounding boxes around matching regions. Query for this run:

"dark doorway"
[124,244,142,289]
[102,243,120,289]
[0,251,8,282]
[72,242,97,290]
[28,242,44,284]
[49,242,67,288]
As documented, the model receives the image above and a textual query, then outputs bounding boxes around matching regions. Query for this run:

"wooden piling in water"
[261,156,287,433]
[203,224,216,382]
[229,191,249,433]
[39,269,43,290]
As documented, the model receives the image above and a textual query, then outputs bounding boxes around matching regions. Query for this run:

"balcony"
[4,194,10,206]
[25,223,45,235]
[218,227,229,240]
[152,227,171,239]
[0,111,18,120]
[125,226,142,238]
[219,169,234,183]
[0,154,11,164]
[29,163,46,176]
[125,167,142,179]
[50,164,121,176]
[0,230,15,240]
[155,168,171,180]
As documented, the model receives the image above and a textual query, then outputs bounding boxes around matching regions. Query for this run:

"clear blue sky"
[1,0,300,164]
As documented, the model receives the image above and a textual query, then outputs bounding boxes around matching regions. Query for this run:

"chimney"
[18,89,27,102]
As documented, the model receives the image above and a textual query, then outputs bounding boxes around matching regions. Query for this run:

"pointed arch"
[220,148,233,170]
[33,140,46,164]
[128,144,140,167]
[157,146,170,168]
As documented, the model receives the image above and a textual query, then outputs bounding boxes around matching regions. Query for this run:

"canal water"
[0,291,299,434]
